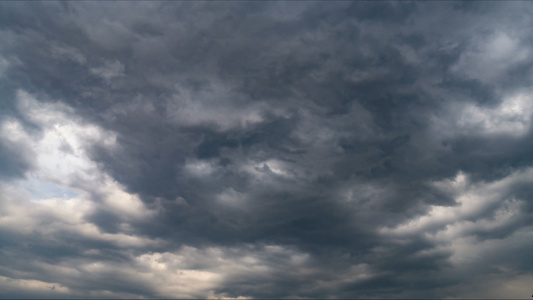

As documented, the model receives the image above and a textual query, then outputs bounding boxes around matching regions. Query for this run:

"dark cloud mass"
[1,1,533,298]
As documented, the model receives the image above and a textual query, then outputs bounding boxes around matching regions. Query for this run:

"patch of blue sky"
[18,177,78,200]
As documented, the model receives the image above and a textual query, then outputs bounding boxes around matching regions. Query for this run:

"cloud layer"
[1,1,533,298]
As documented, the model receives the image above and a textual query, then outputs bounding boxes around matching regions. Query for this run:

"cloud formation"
[1,1,533,298]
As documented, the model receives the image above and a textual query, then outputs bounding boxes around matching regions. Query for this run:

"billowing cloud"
[1,1,533,298]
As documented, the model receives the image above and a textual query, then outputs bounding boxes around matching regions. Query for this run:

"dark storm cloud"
[2,1,533,298]
[0,139,32,180]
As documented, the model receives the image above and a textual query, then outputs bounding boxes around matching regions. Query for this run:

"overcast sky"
[1,1,533,298]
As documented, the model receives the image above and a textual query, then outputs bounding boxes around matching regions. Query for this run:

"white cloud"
[452,31,529,83]
[167,82,269,131]
[128,244,315,298]
[0,242,319,299]
[217,188,247,208]
[0,90,159,246]
[380,168,532,239]
[431,90,533,138]
[10,90,154,218]
[375,167,533,298]
[457,92,533,136]
[441,226,533,299]
[184,159,215,177]
[241,159,297,181]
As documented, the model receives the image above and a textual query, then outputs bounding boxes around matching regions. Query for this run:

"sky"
[1,1,533,299]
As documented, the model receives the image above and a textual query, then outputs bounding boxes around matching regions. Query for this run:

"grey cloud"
[0,138,32,180]
[1,1,533,298]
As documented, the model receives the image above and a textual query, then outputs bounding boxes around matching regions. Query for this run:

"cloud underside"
[1,1,533,298]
